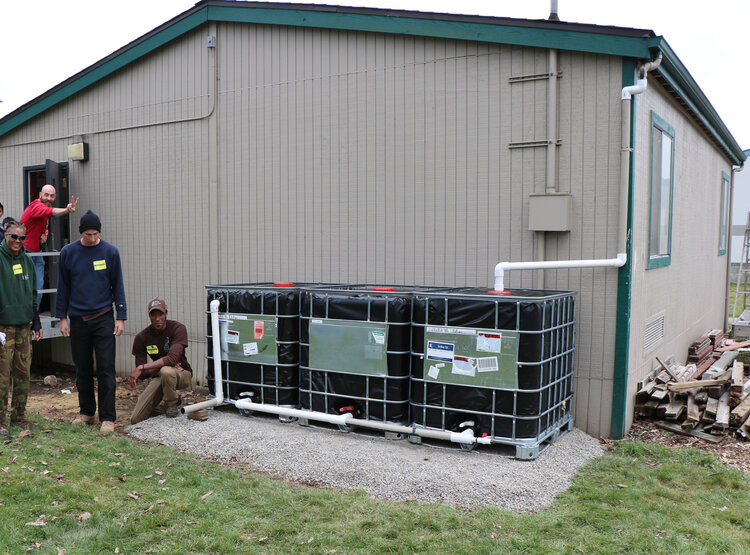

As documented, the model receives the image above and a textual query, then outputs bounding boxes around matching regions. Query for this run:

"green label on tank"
[423,326,519,389]
[219,313,277,365]
[309,318,389,376]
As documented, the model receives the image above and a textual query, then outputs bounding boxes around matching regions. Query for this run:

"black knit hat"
[79,210,102,233]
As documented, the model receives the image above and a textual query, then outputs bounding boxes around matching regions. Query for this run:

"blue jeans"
[69,311,117,422]
[32,254,44,308]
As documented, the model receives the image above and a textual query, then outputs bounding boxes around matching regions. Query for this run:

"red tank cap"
[488,290,511,295]
[372,286,395,292]
[273,282,295,288]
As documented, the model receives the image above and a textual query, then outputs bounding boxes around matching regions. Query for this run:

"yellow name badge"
[13,264,23,275]
[93,259,107,271]
[146,345,159,355]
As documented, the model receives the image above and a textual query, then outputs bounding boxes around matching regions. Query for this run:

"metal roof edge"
[654,38,745,165]
[0,1,744,166]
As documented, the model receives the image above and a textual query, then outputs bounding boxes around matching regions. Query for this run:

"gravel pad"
[127,407,603,512]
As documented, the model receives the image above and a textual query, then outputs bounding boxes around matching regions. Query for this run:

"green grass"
[1,416,748,553]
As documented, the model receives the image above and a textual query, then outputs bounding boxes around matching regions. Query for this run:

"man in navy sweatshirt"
[56,210,126,436]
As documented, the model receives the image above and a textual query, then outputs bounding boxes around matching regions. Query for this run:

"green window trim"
[718,171,730,255]
[647,111,675,269]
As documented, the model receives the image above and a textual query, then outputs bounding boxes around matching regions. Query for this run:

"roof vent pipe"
[548,0,560,21]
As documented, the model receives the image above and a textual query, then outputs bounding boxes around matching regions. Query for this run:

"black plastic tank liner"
[411,288,576,440]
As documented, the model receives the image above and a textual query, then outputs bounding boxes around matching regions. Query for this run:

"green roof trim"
[0,0,745,164]
[206,4,659,57]
[0,10,208,137]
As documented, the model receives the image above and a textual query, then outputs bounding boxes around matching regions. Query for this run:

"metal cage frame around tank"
[299,284,435,425]
[205,282,310,408]
[410,288,577,458]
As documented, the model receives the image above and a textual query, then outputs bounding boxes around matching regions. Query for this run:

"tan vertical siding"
[1,20,692,438]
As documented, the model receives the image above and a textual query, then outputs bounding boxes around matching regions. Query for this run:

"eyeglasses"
[7,233,26,241]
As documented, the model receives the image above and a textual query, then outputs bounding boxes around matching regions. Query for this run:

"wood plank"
[655,421,722,443]
[717,339,750,352]
[665,398,686,420]
[651,387,670,401]
[731,361,745,397]
[636,380,657,404]
[729,392,750,427]
[703,397,719,423]
[655,357,679,381]
[686,394,700,423]
[667,379,730,392]
[715,391,731,430]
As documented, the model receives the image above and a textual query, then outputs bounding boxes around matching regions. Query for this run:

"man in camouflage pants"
[0,221,42,436]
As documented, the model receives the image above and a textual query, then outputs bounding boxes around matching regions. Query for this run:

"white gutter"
[183,299,225,413]
[494,53,661,293]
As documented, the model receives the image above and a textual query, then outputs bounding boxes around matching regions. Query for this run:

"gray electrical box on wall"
[528,192,572,232]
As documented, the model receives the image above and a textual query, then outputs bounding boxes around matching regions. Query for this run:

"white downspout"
[494,53,661,292]
[183,299,225,413]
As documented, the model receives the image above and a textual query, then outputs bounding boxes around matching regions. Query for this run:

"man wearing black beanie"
[56,210,127,436]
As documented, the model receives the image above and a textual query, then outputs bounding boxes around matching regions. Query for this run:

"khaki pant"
[130,366,192,424]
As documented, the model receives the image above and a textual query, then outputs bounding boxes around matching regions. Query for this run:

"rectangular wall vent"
[644,312,665,353]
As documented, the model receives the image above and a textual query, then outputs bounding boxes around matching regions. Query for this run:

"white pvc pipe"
[494,254,626,292]
[232,398,492,446]
[183,299,225,414]
[494,54,662,293]
[184,302,491,447]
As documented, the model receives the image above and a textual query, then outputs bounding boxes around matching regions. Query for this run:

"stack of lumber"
[635,331,750,442]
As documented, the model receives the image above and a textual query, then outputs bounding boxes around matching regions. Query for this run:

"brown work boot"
[100,421,115,436]
[165,404,180,418]
[72,414,95,426]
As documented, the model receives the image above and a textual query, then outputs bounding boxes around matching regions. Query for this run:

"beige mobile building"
[0,1,744,438]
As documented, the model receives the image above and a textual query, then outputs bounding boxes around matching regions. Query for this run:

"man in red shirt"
[20,185,79,306]
[129,298,192,423]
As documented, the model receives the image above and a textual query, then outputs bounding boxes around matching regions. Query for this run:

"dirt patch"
[26,368,747,473]
[624,419,750,474]
[27,367,206,435]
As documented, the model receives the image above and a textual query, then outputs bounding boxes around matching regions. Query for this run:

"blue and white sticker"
[426,341,454,363]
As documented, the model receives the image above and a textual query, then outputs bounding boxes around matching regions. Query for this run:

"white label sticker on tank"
[243,342,259,356]
[452,356,476,376]
[426,341,454,363]
[476,332,502,353]
[222,313,247,320]
[427,365,441,379]
[476,356,499,372]
[371,330,386,345]
[225,329,240,344]
[426,326,475,335]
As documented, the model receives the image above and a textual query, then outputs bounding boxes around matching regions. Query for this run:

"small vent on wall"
[644,311,665,353]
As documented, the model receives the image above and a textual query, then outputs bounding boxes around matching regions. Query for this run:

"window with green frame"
[648,112,675,268]
[718,171,730,255]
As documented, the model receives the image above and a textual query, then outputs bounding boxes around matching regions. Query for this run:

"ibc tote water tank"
[299,285,442,425]
[410,287,577,457]
[205,282,309,408]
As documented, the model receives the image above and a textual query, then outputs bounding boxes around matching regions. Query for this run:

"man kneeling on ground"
[129,298,192,423]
